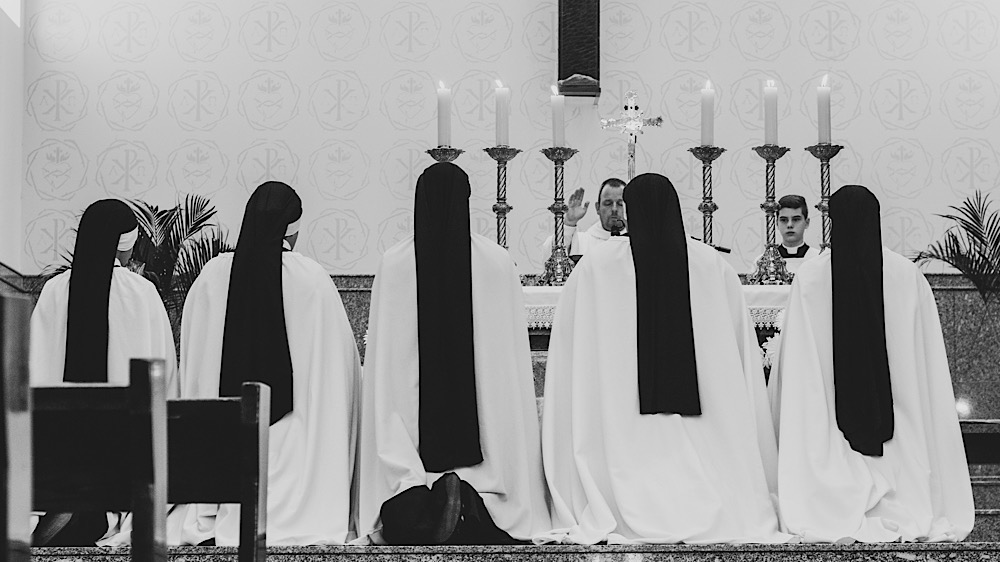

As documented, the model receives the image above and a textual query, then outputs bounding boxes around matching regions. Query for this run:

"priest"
[541,178,627,260]
[29,198,176,545]
[770,185,974,542]
[178,181,362,545]
[540,173,787,544]
[359,162,550,545]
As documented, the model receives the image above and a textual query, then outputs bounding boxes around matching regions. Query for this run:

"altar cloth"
[523,284,792,330]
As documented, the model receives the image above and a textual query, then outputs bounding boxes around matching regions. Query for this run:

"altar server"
[29,199,176,545]
[749,195,821,276]
[360,162,550,544]
[771,185,974,542]
[540,173,787,545]
[179,181,361,545]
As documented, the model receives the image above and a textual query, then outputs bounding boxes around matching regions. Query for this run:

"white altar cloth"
[523,284,792,330]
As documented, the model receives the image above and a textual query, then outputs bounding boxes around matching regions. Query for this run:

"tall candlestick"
[495,79,510,147]
[701,80,715,146]
[764,79,777,145]
[550,85,566,147]
[437,81,452,147]
[818,74,831,144]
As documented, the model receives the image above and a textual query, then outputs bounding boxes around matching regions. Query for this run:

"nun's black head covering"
[623,173,701,415]
[413,162,482,472]
[830,184,893,456]
[64,199,138,382]
[221,181,302,425]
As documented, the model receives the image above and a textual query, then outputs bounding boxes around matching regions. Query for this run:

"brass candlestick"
[804,143,844,250]
[484,146,522,249]
[540,146,579,286]
[688,145,726,246]
[748,144,793,285]
[426,146,464,162]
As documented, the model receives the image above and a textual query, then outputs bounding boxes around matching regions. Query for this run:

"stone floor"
[29,542,1000,562]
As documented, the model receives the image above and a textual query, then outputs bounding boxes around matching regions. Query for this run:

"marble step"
[975,476,1000,509]
[971,509,1000,542]
[30,542,1000,562]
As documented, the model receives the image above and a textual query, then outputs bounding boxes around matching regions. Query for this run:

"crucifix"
[600,90,663,181]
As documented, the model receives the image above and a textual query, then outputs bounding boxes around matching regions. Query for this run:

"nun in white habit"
[771,185,974,542]
[539,173,788,545]
[178,181,362,545]
[29,199,176,546]
[359,162,550,545]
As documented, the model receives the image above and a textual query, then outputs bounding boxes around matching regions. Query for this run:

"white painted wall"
[0,0,23,270]
[15,0,1000,274]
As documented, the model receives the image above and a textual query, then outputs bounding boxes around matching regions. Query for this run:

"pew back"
[167,381,269,562]
[32,359,168,562]
[1,296,32,562]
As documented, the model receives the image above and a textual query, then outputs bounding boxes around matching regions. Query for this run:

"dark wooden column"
[558,0,601,97]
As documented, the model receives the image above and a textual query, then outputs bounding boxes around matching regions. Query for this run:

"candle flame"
[495,79,503,88]
[766,79,775,88]
[551,85,559,95]
[821,74,829,87]
[439,80,446,89]
[704,80,712,90]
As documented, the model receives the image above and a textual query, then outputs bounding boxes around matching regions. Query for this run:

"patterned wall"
[18,0,1000,274]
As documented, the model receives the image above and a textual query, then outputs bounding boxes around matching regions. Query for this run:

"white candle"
[818,74,831,144]
[550,85,565,147]
[764,79,778,145]
[701,80,715,146]
[437,81,452,147]
[495,79,510,147]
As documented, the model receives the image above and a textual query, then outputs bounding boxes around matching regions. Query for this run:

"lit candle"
[437,80,452,147]
[764,79,778,145]
[495,79,510,147]
[701,80,715,146]
[550,85,565,147]
[818,74,831,144]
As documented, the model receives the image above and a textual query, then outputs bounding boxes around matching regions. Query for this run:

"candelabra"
[426,146,464,163]
[748,144,793,285]
[804,143,844,250]
[484,146,522,249]
[688,145,726,246]
[539,147,579,286]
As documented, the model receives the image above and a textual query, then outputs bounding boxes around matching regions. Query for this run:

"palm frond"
[916,190,1000,304]
[164,227,233,319]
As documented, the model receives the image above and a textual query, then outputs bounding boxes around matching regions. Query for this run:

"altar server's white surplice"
[30,264,177,390]
[359,233,551,542]
[540,237,788,545]
[771,249,974,542]
[179,251,362,545]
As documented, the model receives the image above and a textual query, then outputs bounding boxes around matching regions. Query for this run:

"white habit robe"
[770,249,974,543]
[29,261,177,544]
[359,233,551,542]
[542,222,618,258]
[178,251,362,545]
[29,261,177,391]
[540,238,788,545]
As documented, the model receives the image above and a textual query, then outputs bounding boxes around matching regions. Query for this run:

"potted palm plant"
[127,194,234,336]
[915,190,1000,305]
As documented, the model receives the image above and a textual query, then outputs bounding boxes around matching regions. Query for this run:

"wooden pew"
[32,359,168,562]
[164,371,270,562]
[1,296,31,562]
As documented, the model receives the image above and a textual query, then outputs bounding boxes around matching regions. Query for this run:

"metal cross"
[600,90,663,181]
